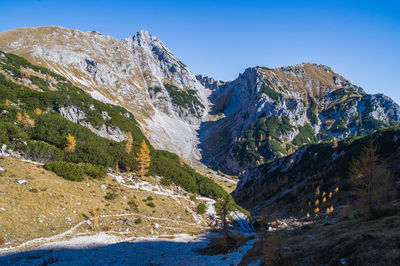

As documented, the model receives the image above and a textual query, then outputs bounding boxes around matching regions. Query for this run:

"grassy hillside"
[0,157,209,249]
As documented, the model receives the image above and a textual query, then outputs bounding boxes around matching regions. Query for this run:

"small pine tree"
[315,186,320,196]
[22,113,35,129]
[350,142,393,216]
[179,153,186,166]
[64,133,76,152]
[136,140,151,176]
[125,131,133,154]
[16,112,22,122]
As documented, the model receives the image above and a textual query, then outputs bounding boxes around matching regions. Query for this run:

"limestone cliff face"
[198,64,400,174]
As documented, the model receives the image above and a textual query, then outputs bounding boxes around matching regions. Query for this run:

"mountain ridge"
[1,26,399,175]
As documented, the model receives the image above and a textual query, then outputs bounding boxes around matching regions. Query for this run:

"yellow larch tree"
[34,108,42,115]
[22,112,35,129]
[179,153,186,166]
[136,140,151,176]
[64,133,76,152]
[125,131,133,154]
[16,112,22,122]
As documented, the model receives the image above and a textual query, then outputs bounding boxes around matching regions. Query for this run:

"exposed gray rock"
[58,106,126,142]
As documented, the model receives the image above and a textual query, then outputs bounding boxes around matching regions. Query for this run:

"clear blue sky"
[1,0,399,103]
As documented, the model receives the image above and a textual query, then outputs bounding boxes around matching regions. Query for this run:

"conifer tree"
[350,142,393,215]
[16,112,22,122]
[179,153,186,166]
[64,133,76,152]
[34,108,42,115]
[125,131,133,154]
[136,140,151,176]
[22,112,35,129]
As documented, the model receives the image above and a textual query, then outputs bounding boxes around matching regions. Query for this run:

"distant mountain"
[198,64,400,174]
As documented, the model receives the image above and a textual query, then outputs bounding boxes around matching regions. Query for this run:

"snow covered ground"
[0,233,257,265]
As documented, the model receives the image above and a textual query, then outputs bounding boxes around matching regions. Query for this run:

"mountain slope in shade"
[198,64,400,174]
[0,26,210,163]
[232,126,400,216]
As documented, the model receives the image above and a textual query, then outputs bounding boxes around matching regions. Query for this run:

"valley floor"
[0,232,257,265]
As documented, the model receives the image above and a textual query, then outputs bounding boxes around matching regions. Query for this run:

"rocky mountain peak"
[0,26,211,164]
[199,62,399,174]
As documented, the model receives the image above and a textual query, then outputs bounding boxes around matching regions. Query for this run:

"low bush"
[146,202,155,208]
[44,161,106,181]
[82,163,107,179]
[146,196,153,201]
[29,188,38,193]
[44,161,84,181]
[105,192,118,200]
[134,218,142,224]
[127,200,138,211]
[160,177,172,186]
[196,202,206,214]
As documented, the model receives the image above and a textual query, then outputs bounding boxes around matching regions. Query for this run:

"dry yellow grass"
[0,156,209,250]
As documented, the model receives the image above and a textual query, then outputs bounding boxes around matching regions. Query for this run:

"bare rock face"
[58,106,126,142]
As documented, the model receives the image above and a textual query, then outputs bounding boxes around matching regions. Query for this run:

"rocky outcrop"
[58,106,126,142]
